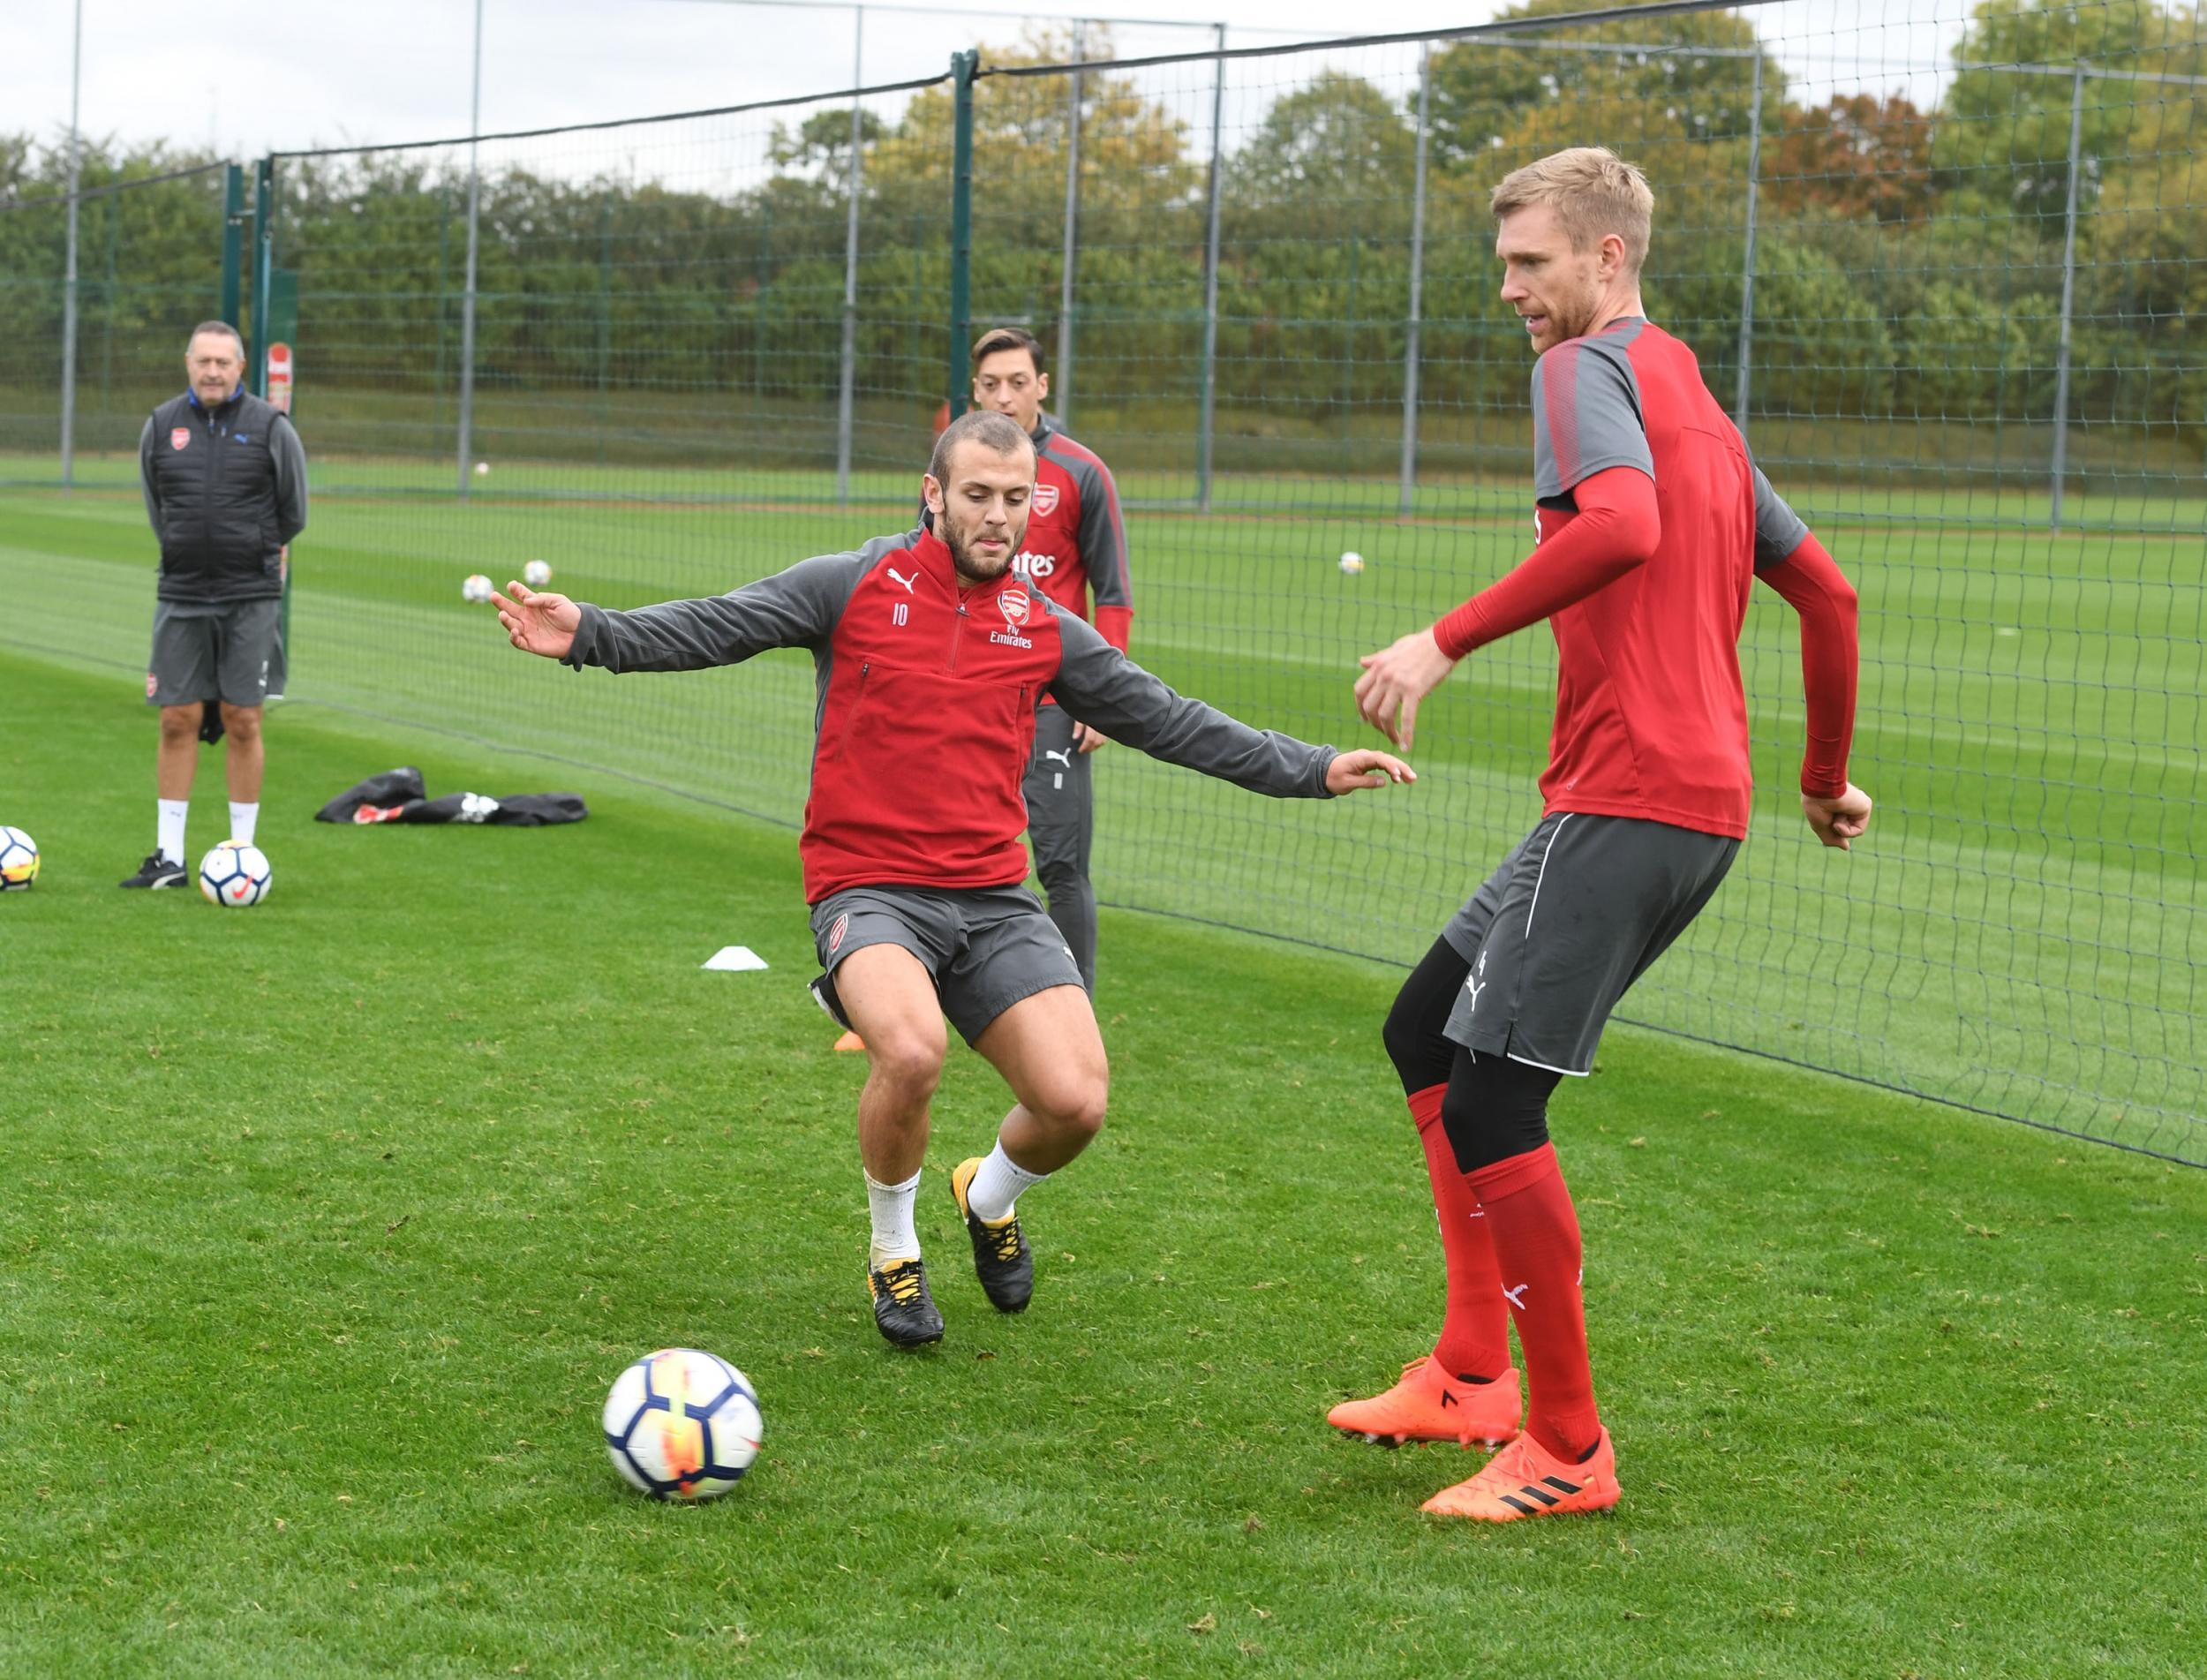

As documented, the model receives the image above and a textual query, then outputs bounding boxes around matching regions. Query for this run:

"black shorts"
[1441,812,1738,1076]
[808,883,1084,1045]
[147,599,282,710]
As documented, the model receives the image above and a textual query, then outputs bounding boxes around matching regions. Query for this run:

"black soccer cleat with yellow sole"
[867,1255,945,1347]
[950,1156,1034,1314]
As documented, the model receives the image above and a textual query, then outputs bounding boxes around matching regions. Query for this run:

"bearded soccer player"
[1338,148,1872,1520]
[490,411,1411,1348]
[969,326,1130,991]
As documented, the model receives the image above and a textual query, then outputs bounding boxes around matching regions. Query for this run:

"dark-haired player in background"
[1340,147,1872,1522]
[968,326,1131,991]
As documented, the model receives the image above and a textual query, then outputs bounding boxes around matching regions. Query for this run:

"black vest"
[148,388,289,603]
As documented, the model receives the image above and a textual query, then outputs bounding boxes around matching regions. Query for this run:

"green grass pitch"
[2,463,2197,1154]
[1,646,2201,1676]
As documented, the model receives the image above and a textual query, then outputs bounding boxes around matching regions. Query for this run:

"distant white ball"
[0,825,40,891]
[603,1348,762,1501]
[200,841,273,908]
[523,559,553,589]
[1338,551,1366,575]
[462,573,495,604]
[473,461,490,477]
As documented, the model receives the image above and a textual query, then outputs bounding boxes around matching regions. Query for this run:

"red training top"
[1433,317,1855,839]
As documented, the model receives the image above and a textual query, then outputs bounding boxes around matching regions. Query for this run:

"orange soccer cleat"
[1326,1356,1522,1448]
[1420,1427,1619,1522]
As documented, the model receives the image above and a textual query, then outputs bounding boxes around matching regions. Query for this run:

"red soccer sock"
[1469,1141,1601,1461]
[1407,1084,1511,1382]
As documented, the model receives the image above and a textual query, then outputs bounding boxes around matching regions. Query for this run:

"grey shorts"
[147,599,282,710]
[1442,812,1738,1076]
[808,883,1085,1045]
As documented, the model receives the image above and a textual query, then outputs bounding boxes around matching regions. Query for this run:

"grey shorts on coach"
[1442,812,1738,1075]
[147,599,282,709]
[808,883,1085,1045]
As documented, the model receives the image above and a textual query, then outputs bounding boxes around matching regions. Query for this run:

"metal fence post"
[2050,65,2086,531]
[1734,49,1764,437]
[1195,23,1226,512]
[597,190,613,465]
[947,50,977,418]
[1398,41,1431,517]
[221,163,246,327]
[250,158,274,396]
[456,0,486,499]
[1058,20,1084,428]
[835,6,865,507]
[59,0,83,488]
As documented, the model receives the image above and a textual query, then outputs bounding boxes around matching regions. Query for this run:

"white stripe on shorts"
[1522,814,1572,941]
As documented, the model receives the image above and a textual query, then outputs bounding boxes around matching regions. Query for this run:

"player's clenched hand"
[493,582,582,659]
[1072,721,1112,754]
[1326,749,1417,795]
[1354,628,1455,750]
[1801,782,1872,850]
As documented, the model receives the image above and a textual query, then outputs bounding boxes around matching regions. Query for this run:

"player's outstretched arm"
[1355,464,1659,749]
[488,549,865,674]
[1755,517,1871,851]
[1048,613,1412,799]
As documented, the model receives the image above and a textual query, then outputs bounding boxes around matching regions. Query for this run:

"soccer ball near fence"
[0,826,39,890]
[523,560,553,589]
[603,1348,762,1501]
[462,573,495,604]
[200,842,274,908]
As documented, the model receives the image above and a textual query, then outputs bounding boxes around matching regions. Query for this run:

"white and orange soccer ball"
[462,573,495,603]
[523,559,553,589]
[0,825,39,890]
[200,842,274,908]
[603,1348,762,1501]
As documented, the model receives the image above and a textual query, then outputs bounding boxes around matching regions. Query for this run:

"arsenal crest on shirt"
[169,426,192,451]
[1032,483,1060,516]
[998,587,1031,628]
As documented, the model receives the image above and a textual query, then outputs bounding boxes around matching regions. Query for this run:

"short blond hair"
[1490,147,1654,276]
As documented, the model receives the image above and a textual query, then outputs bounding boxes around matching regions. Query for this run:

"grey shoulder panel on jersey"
[562,527,911,674]
[1043,604,1334,798]
[1041,430,1130,611]
[1749,463,1811,568]
[1530,332,1654,501]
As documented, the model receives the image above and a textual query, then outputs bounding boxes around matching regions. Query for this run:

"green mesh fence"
[0,154,230,468]
[0,0,2198,1162]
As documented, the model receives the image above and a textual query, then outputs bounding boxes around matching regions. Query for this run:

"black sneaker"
[119,852,188,890]
[867,1256,945,1347]
[950,1156,1034,1314]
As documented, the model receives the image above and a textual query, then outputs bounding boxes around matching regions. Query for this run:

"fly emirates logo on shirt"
[990,586,1035,650]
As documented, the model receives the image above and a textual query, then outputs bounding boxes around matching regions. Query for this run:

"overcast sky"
[9,0,1967,167]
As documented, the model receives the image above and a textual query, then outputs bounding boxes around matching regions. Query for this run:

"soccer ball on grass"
[200,842,274,908]
[462,573,495,604]
[0,825,39,890]
[523,559,554,589]
[1338,550,1366,575]
[603,1348,762,1501]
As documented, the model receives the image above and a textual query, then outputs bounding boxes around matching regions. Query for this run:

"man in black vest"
[122,320,308,888]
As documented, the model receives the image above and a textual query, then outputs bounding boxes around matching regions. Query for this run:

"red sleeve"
[1431,464,1659,659]
[1094,604,1132,655]
[1756,531,1859,798]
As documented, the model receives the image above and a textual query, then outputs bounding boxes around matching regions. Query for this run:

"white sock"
[865,1168,922,1267]
[966,1141,1048,1224]
[229,802,260,845]
[157,799,189,867]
